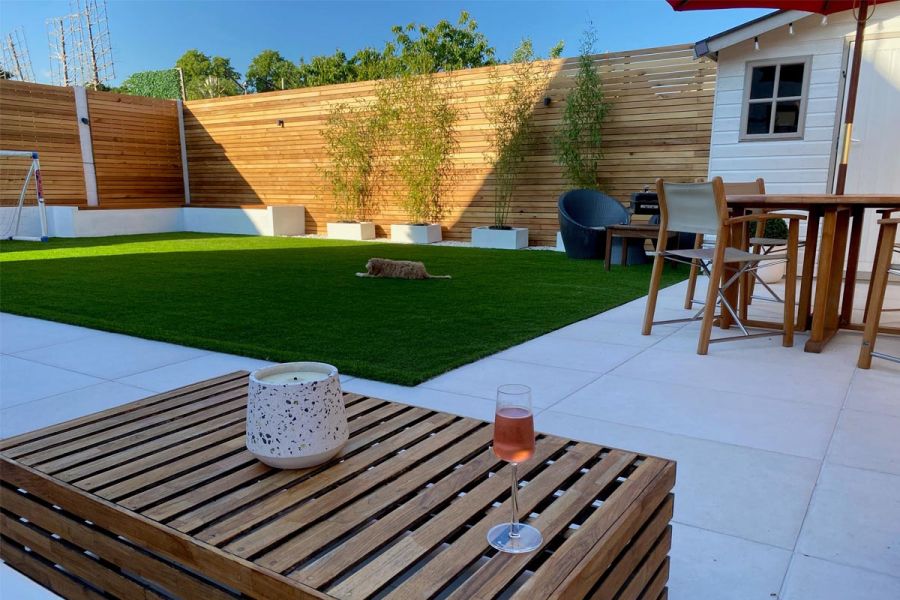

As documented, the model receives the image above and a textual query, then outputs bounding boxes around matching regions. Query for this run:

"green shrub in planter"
[749,217,789,241]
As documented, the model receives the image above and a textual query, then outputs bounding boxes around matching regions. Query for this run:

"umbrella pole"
[834,0,869,195]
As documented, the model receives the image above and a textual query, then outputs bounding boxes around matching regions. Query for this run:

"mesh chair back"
[659,180,724,236]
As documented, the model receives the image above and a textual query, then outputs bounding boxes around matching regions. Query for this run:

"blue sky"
[1,1,771,85]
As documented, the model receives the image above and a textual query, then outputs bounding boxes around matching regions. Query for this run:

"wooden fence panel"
[86,90,184,206]
[0,81,86,206]
[185,44,716,246]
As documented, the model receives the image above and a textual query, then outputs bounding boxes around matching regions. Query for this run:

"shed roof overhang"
[693,9,812,59]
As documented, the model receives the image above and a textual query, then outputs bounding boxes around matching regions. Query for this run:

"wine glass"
[487,384,542,554]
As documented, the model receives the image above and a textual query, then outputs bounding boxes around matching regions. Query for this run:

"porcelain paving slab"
[0,313,102,355]
[545,317,681,348]
[13,332,208,379]
[0,564,59,599]
[797,463,900,576]
[0,355,103,409]
[667,523,791,600]
[779,555,900,600]
[343,378,497,422]
[610,346,855,408]
[826,409,900,475]
[492,336,642,374]
[419,357,602,408]
[844,368,900,417]
[116,352,276,392]
[536,411,820,549]
[0,381,154,438]
[548,374,838,459]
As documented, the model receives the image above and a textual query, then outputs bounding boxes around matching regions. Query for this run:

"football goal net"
[1,150,49,242]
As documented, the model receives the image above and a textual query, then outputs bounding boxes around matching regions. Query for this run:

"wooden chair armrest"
[877,218,900,226]
[876,207,900,216]
[725,212,806,225]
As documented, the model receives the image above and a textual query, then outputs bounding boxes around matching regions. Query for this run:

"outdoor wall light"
[543,96,552,107]
[789,22,794,35]
[276,119,285,127]
[754,36,760,51]
[821,15,828,26]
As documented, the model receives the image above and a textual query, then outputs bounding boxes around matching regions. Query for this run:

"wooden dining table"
[726,194,900,353]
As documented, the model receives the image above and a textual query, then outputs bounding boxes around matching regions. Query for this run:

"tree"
[555,26,609,189]
[176,49,242,99]
[390,11,497,74]
[351,47,399,82]
[118,69,182,99]
[297,51,356,87]
[246,50,299,93]
[290,11,499,89]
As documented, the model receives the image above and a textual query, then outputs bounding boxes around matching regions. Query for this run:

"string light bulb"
[789,22,794,35]
[754,36,760,51]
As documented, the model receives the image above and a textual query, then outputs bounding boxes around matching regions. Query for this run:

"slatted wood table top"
[0,371,676,600]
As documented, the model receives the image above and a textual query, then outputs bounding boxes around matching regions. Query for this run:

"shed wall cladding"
[86,90,185,207]
[707,4,900,194]
[0,81,86,206]
[185,44,716,246]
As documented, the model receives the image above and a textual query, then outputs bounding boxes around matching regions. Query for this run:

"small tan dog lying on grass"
[356,258,451,280]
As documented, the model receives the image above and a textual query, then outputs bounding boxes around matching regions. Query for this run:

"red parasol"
[667,0,897,194]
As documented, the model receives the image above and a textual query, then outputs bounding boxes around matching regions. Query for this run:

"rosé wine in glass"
[488,384,542,554]
[493,406,535,463]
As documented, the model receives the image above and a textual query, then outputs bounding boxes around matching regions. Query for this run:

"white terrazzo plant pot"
[246,362,349,469]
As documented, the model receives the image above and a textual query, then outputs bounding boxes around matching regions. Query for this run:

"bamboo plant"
[378,55,459,224]
[322,100,389,222]
[485,39,553,229]
[555,27,609,190]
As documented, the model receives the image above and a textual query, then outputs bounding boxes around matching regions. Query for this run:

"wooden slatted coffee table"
[0,371,676,599]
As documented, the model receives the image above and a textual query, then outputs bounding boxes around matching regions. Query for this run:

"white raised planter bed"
[391,223,442,244]
[22,205,307,238]
[327,222,376,241]
[471,226,528,250]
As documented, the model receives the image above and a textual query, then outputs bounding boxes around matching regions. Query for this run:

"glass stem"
[509,462,520,538]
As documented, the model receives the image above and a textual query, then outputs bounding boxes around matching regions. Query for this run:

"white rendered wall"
[5,206,306,238]
[182,206,305,236]
[707,5,900,193]
[71,208,183,237]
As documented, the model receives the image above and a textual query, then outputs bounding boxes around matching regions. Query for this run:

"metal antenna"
[68,0,115,88]
[47,15,76,86]
[1,27,36,82]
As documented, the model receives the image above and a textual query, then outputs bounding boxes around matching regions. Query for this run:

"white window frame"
[739,56,812,141]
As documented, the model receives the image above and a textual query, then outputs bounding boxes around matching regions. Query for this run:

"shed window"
[740,57,811,141]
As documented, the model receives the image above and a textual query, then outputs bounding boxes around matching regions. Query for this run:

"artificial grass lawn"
[0,234,685,385]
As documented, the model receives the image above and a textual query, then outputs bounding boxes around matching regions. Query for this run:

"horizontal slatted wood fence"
[0,81,85,206]
[86,90,184,206]
[1,44,714,246]
[0,80,184,208]
[185,44,716,245]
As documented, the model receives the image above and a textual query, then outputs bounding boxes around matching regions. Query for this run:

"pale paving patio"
[1,278,898,600]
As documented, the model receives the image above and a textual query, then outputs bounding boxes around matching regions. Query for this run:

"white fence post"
[73,86,99,207]
[177,100,191,205]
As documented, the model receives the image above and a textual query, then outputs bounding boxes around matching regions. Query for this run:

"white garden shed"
[696,4,900,271]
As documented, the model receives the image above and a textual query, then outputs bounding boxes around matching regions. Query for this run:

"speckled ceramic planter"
[246,362,349,469]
